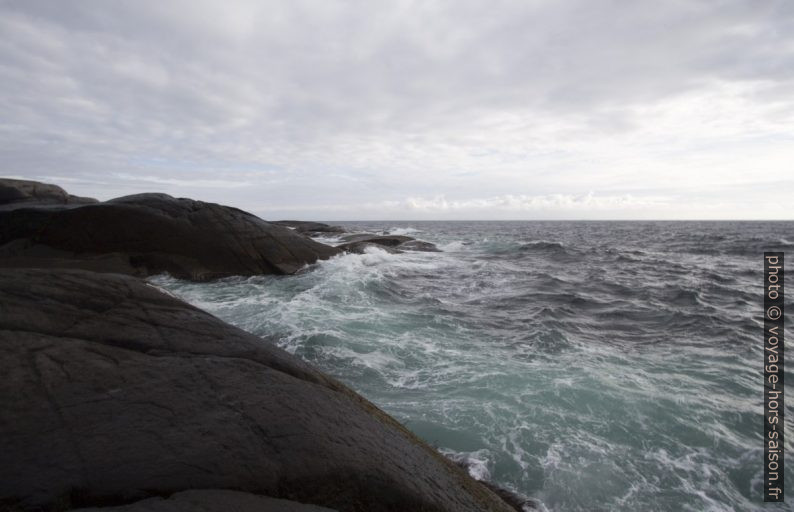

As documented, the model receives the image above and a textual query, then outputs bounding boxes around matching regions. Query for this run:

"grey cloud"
[0,0,792,218]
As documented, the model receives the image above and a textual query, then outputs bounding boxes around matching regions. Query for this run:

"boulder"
[0,189,341,280]
[0,178,97,209]
[274,221,346,236]
[339,234,412,247]
[338,234,439,253]
[0,268,515,512]
[337,241,400,255]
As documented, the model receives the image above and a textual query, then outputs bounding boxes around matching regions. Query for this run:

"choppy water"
[153,221,793,512]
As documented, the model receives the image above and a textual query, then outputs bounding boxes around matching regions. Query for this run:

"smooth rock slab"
[72,489,337,512]
[0,269,514,512]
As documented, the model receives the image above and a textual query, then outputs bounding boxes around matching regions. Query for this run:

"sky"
[1,0,793,220]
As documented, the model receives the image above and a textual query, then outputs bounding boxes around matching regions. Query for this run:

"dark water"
[154,221,793,511]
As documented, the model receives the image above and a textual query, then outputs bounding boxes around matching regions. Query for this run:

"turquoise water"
[153,221,793,511]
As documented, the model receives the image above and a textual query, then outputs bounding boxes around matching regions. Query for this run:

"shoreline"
[0,178,526,512]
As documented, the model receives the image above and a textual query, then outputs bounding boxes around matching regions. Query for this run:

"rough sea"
[152,221,793,512]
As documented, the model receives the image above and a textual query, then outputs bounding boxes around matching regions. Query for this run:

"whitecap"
[385,226,421,236]
[438,448,493,481]
[439,240,465,251]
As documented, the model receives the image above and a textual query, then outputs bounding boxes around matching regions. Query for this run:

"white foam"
[518,239,564,248]
[439,448,492,481]
[439,240,465,252]
[311,234,346,245]
[385,227,421,236]
[144,278,181,299]
[524,502,550,512]
[542,443,563,470]
[147,221,774,512]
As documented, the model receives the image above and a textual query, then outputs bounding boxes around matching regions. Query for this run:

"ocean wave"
[385,226,422,236]
[311,233,347,245]
[439,448,492,481]
[152,220,794,512]
[438,240,465,251]
[518,240,566,251]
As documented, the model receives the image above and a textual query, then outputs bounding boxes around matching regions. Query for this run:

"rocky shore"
[0,180,520,512]
[0,186,340,281]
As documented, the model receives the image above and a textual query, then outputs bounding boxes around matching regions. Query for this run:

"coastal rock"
[336,241,401,255]
[0,268,515,512]
[339,234,413,245]
[0,186,341,280]
[396,239,441,252]
[274,220,346,236]
[338,234,439,253]
[0,178,97,209]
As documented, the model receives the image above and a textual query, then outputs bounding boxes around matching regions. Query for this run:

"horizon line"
[276,218,794,223]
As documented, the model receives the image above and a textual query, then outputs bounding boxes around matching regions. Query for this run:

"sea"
[152,220,793,512]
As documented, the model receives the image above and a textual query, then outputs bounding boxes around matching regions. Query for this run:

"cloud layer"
[1,0,792,219]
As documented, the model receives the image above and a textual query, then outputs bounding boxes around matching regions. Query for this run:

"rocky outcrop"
[397,239,441,252]
[338,234,439,254]
[0,268,515,512]
[340,234,412,245]
[0,178,97,209]
[274,221,346,236]
[0,187,341,280]
[337,241,401,254]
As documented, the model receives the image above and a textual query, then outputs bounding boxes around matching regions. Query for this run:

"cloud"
[110,173,254,189]
[0,0,792,219]
[400,192,668,212]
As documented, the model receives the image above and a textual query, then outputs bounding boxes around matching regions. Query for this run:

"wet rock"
[336,241,400,254]
[338,234,439,253]
[274,221,346,236]
[447,457,538,512]
[339,234,412,246]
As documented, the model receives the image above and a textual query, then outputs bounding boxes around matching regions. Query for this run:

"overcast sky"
[1,0,792,220]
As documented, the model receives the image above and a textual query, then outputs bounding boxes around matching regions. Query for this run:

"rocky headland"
[0,179,522,512]
[0,178,97,209]
[0,190,340,280]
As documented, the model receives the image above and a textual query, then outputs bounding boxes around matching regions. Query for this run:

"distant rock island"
[0,179,521,512]
[337,234,440,254]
